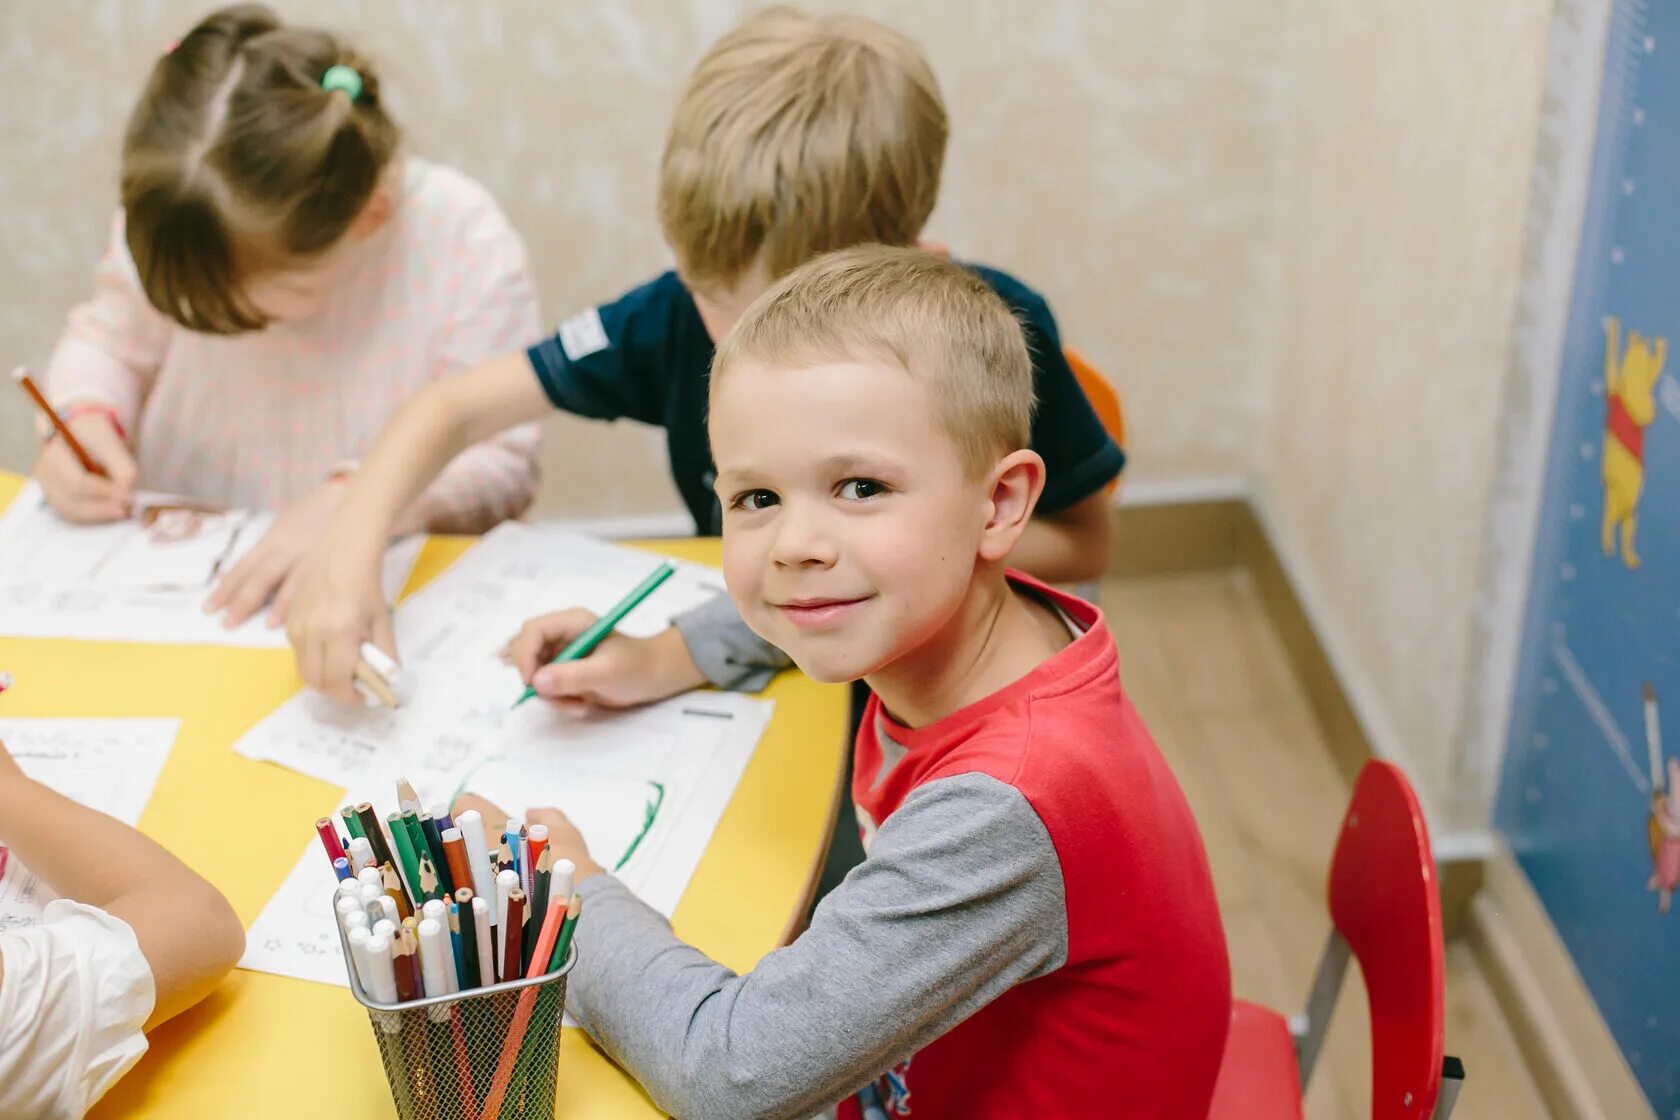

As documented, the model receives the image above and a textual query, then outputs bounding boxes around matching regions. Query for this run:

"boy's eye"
[837,478,888,501]
[730,489,779,512]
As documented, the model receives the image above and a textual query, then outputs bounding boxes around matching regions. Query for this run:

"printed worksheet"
[0,481,422,647]
[0,718,180,931]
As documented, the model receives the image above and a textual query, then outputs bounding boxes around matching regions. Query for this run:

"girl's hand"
[206,480,349,628]
[34,413,137,523]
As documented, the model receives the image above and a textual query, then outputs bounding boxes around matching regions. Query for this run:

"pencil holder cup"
[337,925,577,1120]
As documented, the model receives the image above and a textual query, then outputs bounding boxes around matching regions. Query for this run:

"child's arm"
[33,215,164,521]
[287,352,553,702]
[506,594,793,712]
[1009,489,1112,583]
[0,740,244,1028]
[401,201,546,536]
[459,773,1068,1119]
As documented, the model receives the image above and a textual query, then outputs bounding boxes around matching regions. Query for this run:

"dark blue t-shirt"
[526,265,1125,534]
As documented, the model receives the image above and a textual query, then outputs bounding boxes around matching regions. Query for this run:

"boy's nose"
[770,505,838,568]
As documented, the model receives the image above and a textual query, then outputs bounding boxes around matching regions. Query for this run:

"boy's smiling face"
[711,357,994,683]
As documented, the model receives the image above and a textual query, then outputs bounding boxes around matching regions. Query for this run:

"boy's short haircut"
[660,7,948,293]
[711,245,1034,475]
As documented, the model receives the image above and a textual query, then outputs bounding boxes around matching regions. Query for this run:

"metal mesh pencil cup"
[337,923,577,1120]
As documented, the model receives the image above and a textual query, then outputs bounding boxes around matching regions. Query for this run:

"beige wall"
[1258,0,1553,826]
[0,0,1284,519]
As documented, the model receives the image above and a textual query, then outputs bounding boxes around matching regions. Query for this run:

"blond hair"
[122,4,399,334]
[660,7,947,293]
[712,246,1034,475]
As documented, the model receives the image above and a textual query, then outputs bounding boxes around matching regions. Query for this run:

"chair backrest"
[1063,348,1126,493]
[1327,760,1446,1119]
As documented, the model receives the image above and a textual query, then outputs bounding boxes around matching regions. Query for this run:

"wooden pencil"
[11,366,109,478]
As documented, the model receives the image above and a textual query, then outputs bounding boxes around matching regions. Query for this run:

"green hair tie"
[320,64,362,103]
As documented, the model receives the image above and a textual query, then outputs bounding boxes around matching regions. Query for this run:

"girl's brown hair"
[121,4,399,334]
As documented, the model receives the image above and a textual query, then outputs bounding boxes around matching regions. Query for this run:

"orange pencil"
[479,900,568,1120]
[442,828,474,896]
[11,367,110,478]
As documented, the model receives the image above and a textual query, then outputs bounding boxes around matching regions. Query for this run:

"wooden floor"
[1100,569,1548,1120]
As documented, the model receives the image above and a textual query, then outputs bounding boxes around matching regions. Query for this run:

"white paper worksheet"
[0,481,422,648]
[0,718,180,932]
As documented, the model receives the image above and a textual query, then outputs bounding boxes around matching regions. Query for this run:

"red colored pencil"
[315,817,348,869]
[11,367,109,478]
[500,888,525,984]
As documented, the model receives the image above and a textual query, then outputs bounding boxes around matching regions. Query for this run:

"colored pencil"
[479,899,570,1120]
[341,805,365,841]
[383,863,412,921]
[525,847,553,972]
[456,811,498,925]
[386,811,422,904]
[442,827,473,895]
[550,893,581,971]
[501,888,525,987]
[419,813,454,895]
[315,817,349,869]
[419,855,440,903]
[356,802,396,872]
[512,561,674,708]
[397,776,422,816]
[393,926,419,1001]
[11,366,110,477]
[455,889,480,989]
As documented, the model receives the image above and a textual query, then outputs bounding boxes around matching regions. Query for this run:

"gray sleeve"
[566,772,1068,1120]
[672,592,793,692]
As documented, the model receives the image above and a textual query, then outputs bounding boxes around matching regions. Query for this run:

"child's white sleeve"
[0,900,156,1120]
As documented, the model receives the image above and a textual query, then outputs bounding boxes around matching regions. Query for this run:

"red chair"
[1208,760,1466,1119]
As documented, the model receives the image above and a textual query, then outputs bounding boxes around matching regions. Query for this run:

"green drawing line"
[615,782,665,871]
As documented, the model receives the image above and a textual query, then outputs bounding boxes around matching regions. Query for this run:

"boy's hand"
[34,414,137,523]
[287,549,396,706]
[505,610,706,715]
[451,793,605,883]
[206,479,347,628]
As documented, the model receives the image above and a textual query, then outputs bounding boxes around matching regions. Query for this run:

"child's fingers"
[450,792,510,823]
[510,609,599,680]
[211,549,288,626]
[266,564,306,628]
[533,655,617,706]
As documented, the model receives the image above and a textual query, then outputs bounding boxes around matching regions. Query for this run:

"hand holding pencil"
[503,603,705,715]
[14,368,137,523]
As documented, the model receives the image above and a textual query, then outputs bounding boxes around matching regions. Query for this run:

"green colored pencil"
[387,811,423,905]
[341,805,364,841]
[512,562,676,708]
[548,893,582,971]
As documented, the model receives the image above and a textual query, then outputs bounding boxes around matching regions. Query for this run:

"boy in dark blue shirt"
[287,8,1123,707]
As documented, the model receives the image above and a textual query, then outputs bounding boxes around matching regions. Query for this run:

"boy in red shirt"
[459,245,1230,1118]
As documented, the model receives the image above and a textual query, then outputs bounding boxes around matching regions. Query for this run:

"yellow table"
[0,472,848,1119]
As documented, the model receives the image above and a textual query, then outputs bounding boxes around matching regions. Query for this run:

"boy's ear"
[977,449,1046,563]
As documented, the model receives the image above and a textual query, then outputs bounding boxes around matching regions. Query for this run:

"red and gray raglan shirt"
[565,576,1231,1119]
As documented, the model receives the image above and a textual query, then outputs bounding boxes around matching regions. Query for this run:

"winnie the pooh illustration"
[1601,316,1665,569]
